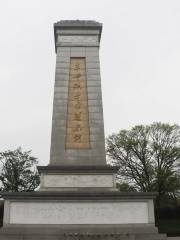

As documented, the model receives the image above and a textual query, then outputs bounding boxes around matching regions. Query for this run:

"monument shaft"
[50,21,106,165]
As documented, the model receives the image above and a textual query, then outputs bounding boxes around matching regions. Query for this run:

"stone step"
[0,225,158,234]
[0,232,167,240]
[0,233,134,240]
[135,233,167,240]
[0,226,167,240]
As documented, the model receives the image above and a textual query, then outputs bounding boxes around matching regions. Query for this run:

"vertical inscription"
[66,58,90,149]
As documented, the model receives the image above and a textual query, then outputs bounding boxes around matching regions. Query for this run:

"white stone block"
[41,174,115,188]
[6,201,149,225]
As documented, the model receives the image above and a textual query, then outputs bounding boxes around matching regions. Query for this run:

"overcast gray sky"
[0,0,180,165]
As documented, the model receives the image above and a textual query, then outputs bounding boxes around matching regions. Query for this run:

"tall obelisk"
[1,21,161,240]
[50,20,106,166]
[38,20,117,191]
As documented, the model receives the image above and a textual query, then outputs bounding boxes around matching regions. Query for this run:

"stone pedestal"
[0,20,166,240]
[38,166,117,191]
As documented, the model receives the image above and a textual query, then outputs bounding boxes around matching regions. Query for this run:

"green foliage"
[0,147,40,192]
[106,122,180,198]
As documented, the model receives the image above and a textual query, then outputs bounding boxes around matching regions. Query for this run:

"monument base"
[0,225,167,240]
[0,182,167,239]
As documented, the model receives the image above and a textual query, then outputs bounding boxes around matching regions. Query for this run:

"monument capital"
[54,20,102,52]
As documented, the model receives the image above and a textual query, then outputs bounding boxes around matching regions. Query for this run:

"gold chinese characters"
[65,58,90,149]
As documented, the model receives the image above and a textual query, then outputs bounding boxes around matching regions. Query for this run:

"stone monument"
[0,20,167,240]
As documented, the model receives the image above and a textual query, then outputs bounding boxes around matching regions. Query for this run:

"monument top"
[54,20,102,28]
[54,20,102,52]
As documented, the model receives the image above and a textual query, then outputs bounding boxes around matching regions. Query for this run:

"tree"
[106,122,180,200]
[0,147,40,192]
[116,182,137,192]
